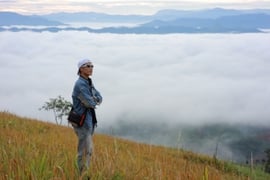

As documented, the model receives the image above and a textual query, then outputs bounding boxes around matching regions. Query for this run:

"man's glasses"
[82,64,94,68]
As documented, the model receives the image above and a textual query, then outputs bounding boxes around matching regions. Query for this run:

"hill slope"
[0,111,268,179]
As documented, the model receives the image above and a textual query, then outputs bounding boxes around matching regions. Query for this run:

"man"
[71,58,102,175]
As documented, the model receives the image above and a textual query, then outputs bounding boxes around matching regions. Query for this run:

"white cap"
[77,59,92,69]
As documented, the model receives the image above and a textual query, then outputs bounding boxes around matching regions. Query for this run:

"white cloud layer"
[0,31,270,126]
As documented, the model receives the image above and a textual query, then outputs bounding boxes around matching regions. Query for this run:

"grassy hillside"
[0,111,269,179]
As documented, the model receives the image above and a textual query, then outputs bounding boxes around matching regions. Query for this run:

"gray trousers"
[74,126,93,173]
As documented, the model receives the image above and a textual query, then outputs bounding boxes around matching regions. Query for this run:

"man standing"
[71,59,102,175]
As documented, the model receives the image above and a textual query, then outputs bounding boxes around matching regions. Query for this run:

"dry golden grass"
[0,111,250,179]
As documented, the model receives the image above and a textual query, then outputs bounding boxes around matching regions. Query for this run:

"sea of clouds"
[1,31,270,127]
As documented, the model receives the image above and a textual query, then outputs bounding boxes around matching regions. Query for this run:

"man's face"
[80,63,94,77]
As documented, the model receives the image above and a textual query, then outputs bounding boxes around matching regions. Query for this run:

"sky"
[1,0,270,15]
[1,31,270,127]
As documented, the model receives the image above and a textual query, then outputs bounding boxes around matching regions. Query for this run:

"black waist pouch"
[67,107,87,127]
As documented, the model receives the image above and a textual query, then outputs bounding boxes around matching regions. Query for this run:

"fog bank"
[0,32,270,126]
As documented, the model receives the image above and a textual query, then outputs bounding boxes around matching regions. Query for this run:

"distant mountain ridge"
[154,8,270,20]
[43,12,150,23]
[42,7,270,22]
[136,13,270,33]
[1,8,270,33]
[0,12,64,26]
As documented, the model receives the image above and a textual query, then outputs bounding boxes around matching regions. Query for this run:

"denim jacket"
[72,76,102,128]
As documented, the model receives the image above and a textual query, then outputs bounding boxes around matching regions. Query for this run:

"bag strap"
[87,78,97,127]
